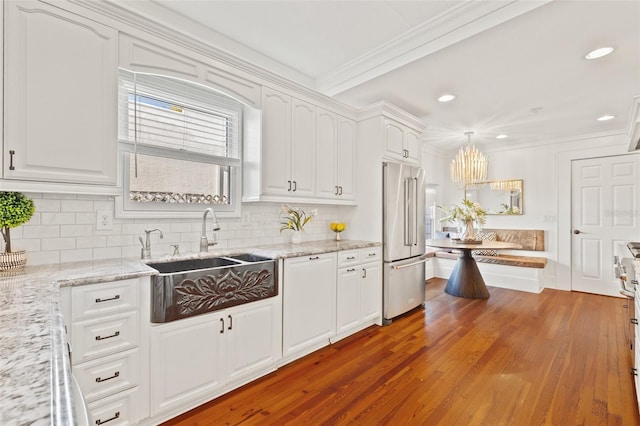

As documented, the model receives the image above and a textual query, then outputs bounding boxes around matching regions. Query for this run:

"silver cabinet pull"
[309,256,320,260]
[95,294,120,303]
[228,314,233,330]
[335,185,339,195]
[362,268,367,278]
[220,318,225,334]
[293,181,297,192]
[287,180,292,191]
[346,256,356,260]
[9,150,15,170]
[346,268,356,272]
[95,331,119,341]
[96,412,120,425]
[368,252,377,257]
[96,371,120,383]
[632,318,638,325]
[338,186,343,195]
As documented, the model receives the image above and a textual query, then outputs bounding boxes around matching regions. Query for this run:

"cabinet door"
[226,299,281,385]
[336,116,356,200]
[4,1,117,185]
[315,108,338,199]
[291,98,316,197]
[261,87,292,196]
[150,313,225,416]
[404,129,421,164]
[360,261,382,324]
[384,120,406,161]
[336,267,360,334]
[283,253,337,360]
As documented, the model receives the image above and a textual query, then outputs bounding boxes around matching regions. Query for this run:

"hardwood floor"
[164,279,640,425]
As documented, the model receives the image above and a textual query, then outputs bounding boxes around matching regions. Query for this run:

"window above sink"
[116,69,244,218]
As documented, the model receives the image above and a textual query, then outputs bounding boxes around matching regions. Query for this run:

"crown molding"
[316,0,551,96]
[357,101,426,130]
[65,0,358,117]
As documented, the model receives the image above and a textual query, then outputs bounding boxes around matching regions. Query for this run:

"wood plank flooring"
[163,279,640,425]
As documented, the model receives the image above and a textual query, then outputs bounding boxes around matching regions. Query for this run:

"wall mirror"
[466,179,523,215]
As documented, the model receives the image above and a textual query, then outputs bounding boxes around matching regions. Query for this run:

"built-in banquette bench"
[431,228,548,293]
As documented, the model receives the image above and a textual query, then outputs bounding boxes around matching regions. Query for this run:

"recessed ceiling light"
[597,114,615,121]
[496,134,508,139]
[437,94,456,103]
[585,47,614,60]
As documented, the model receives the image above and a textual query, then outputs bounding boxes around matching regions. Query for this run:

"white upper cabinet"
[244,86,356,205]
[260,88,315,197]
[261,87,293,196]
[289,98,316,197]
[384,118,421,164]
[316,110,356,201]
[3,1,118,187]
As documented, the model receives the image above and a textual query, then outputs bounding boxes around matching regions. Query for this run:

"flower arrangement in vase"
[279,205,317,244]
[0,192,36,270]
[438,199,487,241]
[329,222,346,241]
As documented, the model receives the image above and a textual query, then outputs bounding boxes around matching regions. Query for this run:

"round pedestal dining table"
[425,238,522,299]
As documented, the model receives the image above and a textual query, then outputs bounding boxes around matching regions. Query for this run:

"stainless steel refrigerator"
[382,161,427,324]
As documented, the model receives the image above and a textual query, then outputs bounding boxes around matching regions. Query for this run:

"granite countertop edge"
[0,239,379,425]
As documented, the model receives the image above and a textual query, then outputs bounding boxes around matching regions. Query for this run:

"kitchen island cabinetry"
[3,0,118,190]
[149,297,281,419]
[282,252,337,363]
[335,247,382,341]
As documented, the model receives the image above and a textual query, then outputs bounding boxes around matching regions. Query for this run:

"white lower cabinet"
[149,297,281,418]
[335,248,382,341]
[60,278,147,425]
[282,252,337,362]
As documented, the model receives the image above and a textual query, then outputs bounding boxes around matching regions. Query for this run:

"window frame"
[115,70,243,219]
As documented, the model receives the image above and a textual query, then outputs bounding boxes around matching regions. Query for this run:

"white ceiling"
[130,0,639,151]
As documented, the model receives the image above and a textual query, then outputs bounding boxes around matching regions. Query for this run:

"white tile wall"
[13,193,341,266]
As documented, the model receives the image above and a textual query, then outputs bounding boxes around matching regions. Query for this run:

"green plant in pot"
[0,192,35,270]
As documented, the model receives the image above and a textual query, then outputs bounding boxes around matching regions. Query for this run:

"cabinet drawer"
[338,247,381,268]
[72,279,139,320]
[338,250,360,268]
[74,349,139,403]
[87,386,138,426]
[72,311,138,363]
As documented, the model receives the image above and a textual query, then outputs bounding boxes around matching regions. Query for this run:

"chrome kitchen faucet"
[141,228,163,259]
[200,207,221,252]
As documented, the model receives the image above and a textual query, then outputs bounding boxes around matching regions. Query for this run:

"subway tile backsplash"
[14,193,340,266]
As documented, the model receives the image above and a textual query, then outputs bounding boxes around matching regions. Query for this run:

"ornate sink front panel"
[150,256,277,323]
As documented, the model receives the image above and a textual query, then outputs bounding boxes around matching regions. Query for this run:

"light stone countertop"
[0,239,379,426]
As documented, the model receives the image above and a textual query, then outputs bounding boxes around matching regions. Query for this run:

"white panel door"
[261,87,292,196]
[571,155,640,296]
[290,98,316,197]
[4,0,117,184]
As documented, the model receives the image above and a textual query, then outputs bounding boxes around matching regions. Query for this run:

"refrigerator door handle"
[411,178,420,246]
[390,256,428,270]
[404,177,411,246]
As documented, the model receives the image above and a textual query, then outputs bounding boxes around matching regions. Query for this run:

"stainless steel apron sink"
[148,254,277,323]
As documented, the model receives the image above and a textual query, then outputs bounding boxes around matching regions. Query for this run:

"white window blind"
[118,70,240,160]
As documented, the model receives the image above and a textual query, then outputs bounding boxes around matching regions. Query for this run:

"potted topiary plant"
[0,192,35,270]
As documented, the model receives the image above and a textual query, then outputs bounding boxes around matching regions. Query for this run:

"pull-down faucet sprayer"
[200,207,221,252]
